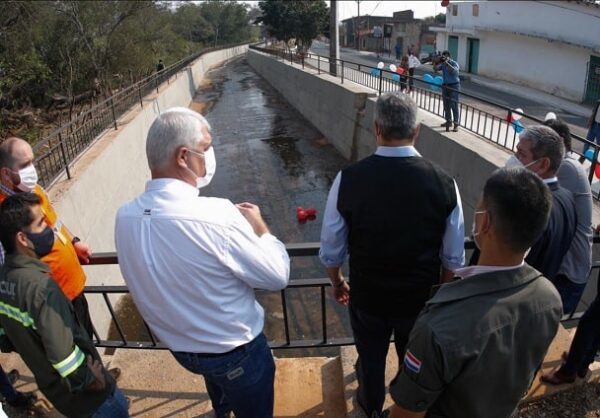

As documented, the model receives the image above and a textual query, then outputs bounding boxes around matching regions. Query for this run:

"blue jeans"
[552,274,587,315]
[92,388,129,417]
[349,304,417,418]
[172,333,275,418]
[562,285,600,375]
[442,83,460,124]
[582,122,600,155]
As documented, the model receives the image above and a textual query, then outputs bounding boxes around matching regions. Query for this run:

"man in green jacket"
[0,193,129,417]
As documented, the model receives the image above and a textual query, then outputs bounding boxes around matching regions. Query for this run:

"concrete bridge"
[1,44,599,417]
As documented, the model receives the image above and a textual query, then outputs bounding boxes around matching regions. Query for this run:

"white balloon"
[377,61,384,69]
[389,64,397,72]
[545,112,557,121]
[513,108,524,121]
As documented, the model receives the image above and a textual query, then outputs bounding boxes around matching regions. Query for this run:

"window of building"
[472,4,479,16]
[452,4,458,16]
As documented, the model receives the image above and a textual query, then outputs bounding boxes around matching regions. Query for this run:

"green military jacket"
[0,254,115,418]
[390,264,563,418]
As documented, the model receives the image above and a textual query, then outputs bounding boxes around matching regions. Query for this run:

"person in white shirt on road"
[407,52,421,92]
[115,107,290,418]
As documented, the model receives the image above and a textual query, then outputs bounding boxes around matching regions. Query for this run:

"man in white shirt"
[115,107,290,418]
[407,52,420,92]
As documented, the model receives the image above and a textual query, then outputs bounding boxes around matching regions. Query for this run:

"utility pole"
[329,0,339,76]
[356,0,361,51]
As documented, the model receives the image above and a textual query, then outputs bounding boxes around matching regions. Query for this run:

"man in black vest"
[320,92,465,418]
[505,126,577,283]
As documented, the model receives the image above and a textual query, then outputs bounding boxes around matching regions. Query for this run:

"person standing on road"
[320,93,464,418]
[407,52,420,93]
[580,99,600,163]
[434,50,460,132]
[115,107,290,418]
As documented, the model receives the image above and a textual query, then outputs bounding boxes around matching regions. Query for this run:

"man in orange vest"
[0,137,122,383]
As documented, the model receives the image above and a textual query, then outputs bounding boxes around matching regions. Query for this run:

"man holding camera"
[435,50,460,132]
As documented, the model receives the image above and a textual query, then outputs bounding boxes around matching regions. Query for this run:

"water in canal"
[108,57,352,356]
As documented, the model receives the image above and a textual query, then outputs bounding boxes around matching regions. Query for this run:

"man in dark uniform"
[389,168,563,418]
[320,92,464,418]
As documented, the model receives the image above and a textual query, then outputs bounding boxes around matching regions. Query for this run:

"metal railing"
[33,43,248,188]
[249,46,600,188]
[84,239,597,350]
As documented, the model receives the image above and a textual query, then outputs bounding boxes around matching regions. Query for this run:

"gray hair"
[374,93,419,140]
[146,107,211,171]
[519,125,565,173]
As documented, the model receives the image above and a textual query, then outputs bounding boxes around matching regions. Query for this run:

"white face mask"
[504,155,539,170]
[16,164,38,192]
[187,147,216,189]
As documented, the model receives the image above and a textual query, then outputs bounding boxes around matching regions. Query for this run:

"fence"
[33,43,247,188]
[249,46,600,189]
[84,239,597,350]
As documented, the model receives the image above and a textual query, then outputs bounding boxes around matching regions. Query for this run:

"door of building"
[467,38,480,74]
[585,55,600,104]
[448,36,458,60]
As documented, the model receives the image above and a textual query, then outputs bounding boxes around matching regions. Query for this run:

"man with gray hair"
[115,107,290,418]
[505,125,577,282]
[320,93,464,418]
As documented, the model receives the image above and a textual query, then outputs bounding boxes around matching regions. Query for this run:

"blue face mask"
[26,227,54,258]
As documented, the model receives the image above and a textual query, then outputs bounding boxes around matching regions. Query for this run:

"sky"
[239,1,443,20]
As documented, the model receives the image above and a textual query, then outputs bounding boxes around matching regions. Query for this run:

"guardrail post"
[58,132,71,180]
[138,83,143,108]
[378,69,383,95]
[318,55,321,74]
[341,61,344,84]
[110,98,118,130]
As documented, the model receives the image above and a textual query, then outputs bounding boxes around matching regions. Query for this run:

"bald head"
[0,137,36,190]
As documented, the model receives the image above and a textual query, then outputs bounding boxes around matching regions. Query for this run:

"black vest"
[338,155,457,317]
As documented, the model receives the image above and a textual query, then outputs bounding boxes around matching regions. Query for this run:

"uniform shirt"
[0,255,114,418]
[0,184,85,300]
[319,146,465,271]
[389,264,562,418]
[115,178,290,353]
[557,157,593,283]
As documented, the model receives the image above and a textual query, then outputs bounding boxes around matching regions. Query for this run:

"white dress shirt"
[319,146,465,271]
[408,55,420,69]
[115,178,290,353]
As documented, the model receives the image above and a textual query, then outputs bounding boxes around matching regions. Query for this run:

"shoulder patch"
[404,350,422,374]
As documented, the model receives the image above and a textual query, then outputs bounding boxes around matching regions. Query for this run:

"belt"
[443,82,459,86]
[181,339,253,358]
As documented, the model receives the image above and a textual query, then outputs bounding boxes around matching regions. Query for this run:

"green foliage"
[0,0,257,112]
[257,0,329,51]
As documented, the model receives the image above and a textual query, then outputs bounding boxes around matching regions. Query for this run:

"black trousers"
[349,304,417,417]
[72,292,95,339]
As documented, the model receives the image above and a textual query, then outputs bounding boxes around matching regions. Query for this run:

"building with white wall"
[431,0,600,103]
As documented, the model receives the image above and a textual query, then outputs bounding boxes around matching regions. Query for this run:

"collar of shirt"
[454,262,524,279]
[542,176,558,184]
[374,145,421,158]
[427,263,540,305]
[145,178,199,196]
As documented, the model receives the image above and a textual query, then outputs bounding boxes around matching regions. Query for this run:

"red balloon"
[305,208,317,216]
[396,67,405,75]
[506,112,514,123]
[595,164,600,179]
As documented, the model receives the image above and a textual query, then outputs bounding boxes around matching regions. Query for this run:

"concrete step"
[0,350,347,417]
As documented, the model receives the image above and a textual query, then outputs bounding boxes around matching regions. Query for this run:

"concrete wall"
[248,49,510,226]
[47,45,248,337]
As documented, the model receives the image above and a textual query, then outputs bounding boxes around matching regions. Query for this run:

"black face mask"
[26,227,55,258]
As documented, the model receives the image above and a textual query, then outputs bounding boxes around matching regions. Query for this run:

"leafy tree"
[257,0,329,52]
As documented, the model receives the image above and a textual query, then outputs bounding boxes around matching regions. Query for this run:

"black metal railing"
[249,46,600,189]
[84,239,598,350]
[33,43,248,188]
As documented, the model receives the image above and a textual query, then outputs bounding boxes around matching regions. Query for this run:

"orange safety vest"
[0,185,86,300]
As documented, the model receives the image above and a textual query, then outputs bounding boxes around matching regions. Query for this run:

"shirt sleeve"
[319,172,349,268]
[224,219,290,291]
[34,282,96,392]
[440,180,465,271]
[389,320,448,412]
[447,60,459,73]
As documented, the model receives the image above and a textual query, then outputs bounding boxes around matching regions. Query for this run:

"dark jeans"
[552,274,587,315]
[408,68,415,90]
[0,365,18,401]
[172,333,275,418]
[72,293,94,339]
[562,285,600,375]
[92,388,129,417]
[442,83,460,124]
[349,304,417,417]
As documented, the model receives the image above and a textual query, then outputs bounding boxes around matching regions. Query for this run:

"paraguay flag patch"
[404,350,422,374]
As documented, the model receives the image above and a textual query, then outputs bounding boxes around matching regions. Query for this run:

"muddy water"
[108,57,352,357]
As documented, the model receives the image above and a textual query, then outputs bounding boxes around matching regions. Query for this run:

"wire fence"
[33,42,248,188]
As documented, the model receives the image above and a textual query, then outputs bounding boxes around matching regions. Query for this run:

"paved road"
[310,41,589,136]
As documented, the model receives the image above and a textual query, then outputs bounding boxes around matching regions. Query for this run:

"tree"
[257,0,329,52]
